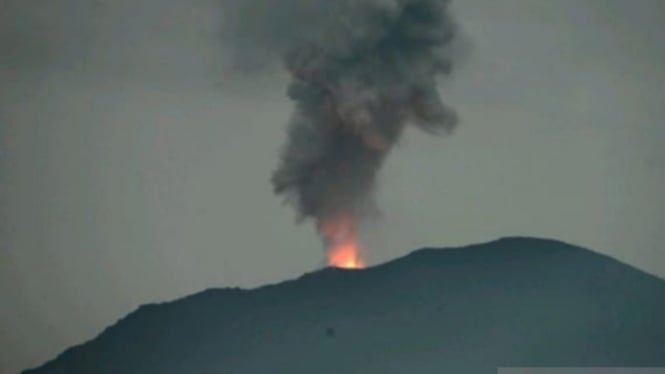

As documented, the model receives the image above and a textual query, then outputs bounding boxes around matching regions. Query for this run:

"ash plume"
[221,0,460,237]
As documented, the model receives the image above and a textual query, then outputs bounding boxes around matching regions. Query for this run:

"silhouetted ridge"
[24,237,665,374]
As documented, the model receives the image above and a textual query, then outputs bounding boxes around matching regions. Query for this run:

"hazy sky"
[2,0,664,372]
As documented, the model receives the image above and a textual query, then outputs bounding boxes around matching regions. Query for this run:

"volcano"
[23,237,665,373]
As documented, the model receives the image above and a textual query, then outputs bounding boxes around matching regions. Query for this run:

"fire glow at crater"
[319,215,366,269]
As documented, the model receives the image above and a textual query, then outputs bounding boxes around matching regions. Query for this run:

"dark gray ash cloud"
[220,0,460,238]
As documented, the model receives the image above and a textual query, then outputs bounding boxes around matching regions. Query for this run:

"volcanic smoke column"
[223,0,459,268]
[271,0,459,268]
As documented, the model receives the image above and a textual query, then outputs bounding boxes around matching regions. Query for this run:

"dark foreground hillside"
[24,238,665,373]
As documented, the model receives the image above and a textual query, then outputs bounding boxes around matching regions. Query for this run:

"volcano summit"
[24,238,665,373]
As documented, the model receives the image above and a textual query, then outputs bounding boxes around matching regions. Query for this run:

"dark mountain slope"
[24,237,665,373]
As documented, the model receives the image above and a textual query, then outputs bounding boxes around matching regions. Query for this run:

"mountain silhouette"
[24,237,665,373]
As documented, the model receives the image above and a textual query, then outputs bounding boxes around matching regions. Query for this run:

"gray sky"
[2,0,664,372]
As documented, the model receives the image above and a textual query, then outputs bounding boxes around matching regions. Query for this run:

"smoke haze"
[220,0,460,242]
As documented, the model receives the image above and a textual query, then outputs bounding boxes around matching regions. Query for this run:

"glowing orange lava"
[328,240,365,269]
[319,215,366,269]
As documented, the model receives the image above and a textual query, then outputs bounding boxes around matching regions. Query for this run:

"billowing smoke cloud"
[221,0,459,248]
